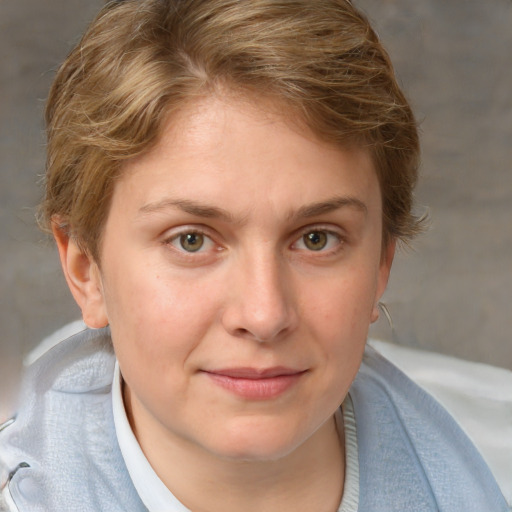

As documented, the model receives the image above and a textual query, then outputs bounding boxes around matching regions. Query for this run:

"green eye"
[303,231,328,251]
[179,232,205,252]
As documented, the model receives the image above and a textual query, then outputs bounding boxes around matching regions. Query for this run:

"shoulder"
[368,339,512,510]
[0,324,116,447]
[0,326,137,511]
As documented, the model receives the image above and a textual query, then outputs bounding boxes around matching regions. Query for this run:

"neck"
[125,387,345,512]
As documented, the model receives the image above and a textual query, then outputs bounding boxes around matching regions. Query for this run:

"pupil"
[305,231,327,250]
[180,233,204,252]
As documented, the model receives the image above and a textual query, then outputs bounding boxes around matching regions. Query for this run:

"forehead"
[113,94,381,222]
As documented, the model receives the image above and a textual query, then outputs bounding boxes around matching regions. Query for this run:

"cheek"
[300,268,378,385]
[103,262,224,363]
[304,268,378,335]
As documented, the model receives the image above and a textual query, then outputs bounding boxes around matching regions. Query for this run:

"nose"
[221,252,298,343]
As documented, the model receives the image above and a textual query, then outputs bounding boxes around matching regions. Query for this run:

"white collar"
[112,361,359,512]
[112,362,191,512]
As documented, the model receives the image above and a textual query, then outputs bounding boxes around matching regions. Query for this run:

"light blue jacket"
[0,328,508,511]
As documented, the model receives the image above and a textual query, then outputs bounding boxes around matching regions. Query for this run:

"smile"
[202,367,307,400]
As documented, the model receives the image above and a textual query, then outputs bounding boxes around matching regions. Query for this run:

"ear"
[371,239,396,323]
[52,221,109,329]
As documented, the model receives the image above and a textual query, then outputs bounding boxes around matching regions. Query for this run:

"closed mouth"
[202,367,307,399]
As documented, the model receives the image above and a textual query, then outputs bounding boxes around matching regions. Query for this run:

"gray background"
[1,0,511,421]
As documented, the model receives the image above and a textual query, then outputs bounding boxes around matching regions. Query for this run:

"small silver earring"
[378,302,394,331]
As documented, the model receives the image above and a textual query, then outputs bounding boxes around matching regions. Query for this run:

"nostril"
[233,327,250,338]
[231,318,293,343]
[232,327,278,343]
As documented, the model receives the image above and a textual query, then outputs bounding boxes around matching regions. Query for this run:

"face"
[80,95,393,462]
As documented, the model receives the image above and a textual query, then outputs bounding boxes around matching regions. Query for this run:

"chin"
[205,418,306,462]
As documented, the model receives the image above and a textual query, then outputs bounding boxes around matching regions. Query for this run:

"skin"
[54,94,394,512]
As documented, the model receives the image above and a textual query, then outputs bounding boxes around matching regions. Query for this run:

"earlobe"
[52,221,109,328]
[370,305,380,324]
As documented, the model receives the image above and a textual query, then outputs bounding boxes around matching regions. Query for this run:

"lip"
[202,367,307,400]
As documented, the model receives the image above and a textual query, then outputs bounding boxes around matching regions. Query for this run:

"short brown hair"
[40,0,422,261]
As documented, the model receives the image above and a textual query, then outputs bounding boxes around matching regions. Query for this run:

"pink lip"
[203,367,306,400]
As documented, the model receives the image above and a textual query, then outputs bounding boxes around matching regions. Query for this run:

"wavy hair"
[40,0,422,260]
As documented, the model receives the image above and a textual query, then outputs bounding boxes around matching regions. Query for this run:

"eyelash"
[292,227,345,255]
[164,228,219,255]
[162,225,345,259]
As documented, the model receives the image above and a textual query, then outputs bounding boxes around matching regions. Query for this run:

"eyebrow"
[291,196,368,220]
[138,195,367,223]
[138,198,236,223]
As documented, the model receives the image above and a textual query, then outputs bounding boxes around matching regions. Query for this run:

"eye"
[293,229,342,252]
[179,232,205,252]
[168,231,215,253]
[303,231,328,251]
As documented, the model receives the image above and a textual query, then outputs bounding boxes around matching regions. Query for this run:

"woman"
[0,1,508,510]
